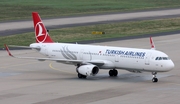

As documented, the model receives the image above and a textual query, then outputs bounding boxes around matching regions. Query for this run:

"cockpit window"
[163,57,168,60]
[155,57,170,60]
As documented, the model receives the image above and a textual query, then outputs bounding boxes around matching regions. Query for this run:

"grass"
[0,0,180,21]
[1,18,180,48]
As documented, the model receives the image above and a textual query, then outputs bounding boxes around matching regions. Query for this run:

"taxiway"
[0,34,179,104]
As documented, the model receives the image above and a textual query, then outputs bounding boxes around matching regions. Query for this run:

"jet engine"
[77,65,99,76]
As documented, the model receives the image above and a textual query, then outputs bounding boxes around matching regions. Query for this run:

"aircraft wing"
[4,44,104,66]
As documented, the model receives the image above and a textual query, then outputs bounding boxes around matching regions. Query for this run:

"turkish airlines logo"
[60,46,77,60]
[35,22,48,43]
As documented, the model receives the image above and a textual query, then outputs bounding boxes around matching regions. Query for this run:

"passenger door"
[145,52,151,65]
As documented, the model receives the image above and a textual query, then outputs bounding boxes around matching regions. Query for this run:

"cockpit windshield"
[155,57,170,60]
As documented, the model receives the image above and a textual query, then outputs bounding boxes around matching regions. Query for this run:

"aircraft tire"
[109,69,118,76]
[113,69,118,76]
[82,75,87,78]
[78,73,87,79]
[78,73,83,78]
[152,78,158,82]
[109,70,114,76]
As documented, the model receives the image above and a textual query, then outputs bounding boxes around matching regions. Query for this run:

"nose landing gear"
[152,72,158,82]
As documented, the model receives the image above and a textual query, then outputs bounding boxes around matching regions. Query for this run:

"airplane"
[4,12,175,83]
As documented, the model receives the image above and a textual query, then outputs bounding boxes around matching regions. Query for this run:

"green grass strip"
[1,18,180,48]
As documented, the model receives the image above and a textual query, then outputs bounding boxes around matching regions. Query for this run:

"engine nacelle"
[77,65,99,76]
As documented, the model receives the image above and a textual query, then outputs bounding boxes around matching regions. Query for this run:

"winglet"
[150,37,155,50]
[4,44,13,57]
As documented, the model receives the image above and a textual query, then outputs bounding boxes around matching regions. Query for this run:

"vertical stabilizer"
[32,12,53,43]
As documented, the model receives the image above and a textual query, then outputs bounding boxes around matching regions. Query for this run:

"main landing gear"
[152,72,158,83]
[78,73,87,79]
[109,69,118,77]
[76,65,87,79]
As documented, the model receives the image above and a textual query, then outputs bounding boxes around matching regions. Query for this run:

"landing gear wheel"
[78,73,82,78]
[82,75,87,78]
[152,72,158,83]
[109,69,118,77]
[113,69,118,76]
[152,78,158,82]
[109,70,114,76]
[78,73,87,79]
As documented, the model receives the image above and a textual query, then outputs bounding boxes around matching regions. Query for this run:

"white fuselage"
[30,43,174,72]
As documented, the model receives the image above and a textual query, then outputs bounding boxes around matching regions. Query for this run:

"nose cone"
[165,60,175,71]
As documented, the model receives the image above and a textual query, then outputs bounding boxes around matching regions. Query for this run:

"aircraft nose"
[165,61,175,71]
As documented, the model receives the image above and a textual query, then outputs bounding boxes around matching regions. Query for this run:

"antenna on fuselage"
[150,37,155,50]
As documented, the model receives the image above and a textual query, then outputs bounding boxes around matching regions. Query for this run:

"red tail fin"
[32,12,53,43]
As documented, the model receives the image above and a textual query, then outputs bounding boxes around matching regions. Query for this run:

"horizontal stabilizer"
[8,45,41,50]
[9,45,32,48]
